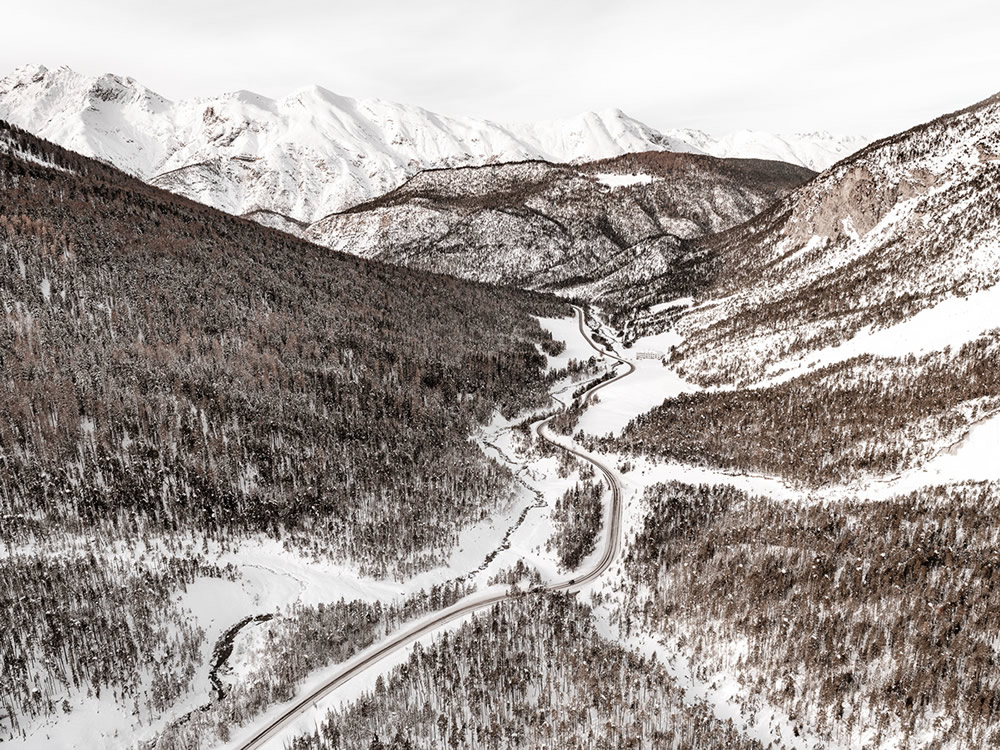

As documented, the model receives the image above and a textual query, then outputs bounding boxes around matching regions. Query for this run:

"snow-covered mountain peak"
[1,64,158,107]
[282,83,357,109]
[220,88,274,107]
[0,64,863,224]
[664,127,870,171]
[2,62,49,86]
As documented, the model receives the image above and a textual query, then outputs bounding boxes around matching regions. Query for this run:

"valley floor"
[261,300,1000,750]
[11,300,1000,750]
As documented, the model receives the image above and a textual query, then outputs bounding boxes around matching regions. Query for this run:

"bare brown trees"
[622,481,1000,746]
[288,595,763,750]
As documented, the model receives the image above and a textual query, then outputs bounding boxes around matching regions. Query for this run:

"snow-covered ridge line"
[0,64,865,226]
[0,64,693,223]
[666,127,871,172]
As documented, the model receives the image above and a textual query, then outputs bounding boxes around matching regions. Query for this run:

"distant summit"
[664,127,870,172]
[0,65,865,226]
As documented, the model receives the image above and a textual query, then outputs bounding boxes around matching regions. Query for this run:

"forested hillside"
[0,118,569,565]
[604,91,1000,489]
[615,481,1000,747]
[307,152,813,298]
[613,334,1000,485]
[289,594,763,750]
[638,91,1000,386]
[0,120,567,737]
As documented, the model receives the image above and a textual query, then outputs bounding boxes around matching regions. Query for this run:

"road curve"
[571,304,636,405]
[234,305,633,750]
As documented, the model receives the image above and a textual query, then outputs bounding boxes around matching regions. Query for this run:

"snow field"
[593,172,656,188]
[756,276,1000,390]
[534,312,602,372]
[649,296,695,315]
[663,127,870,172]
[575,325,695,437]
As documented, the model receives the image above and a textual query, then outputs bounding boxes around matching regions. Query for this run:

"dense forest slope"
[309,152,813,296]
[0,120,568,738]
[615,480,1000,748]
[290,594,764,750]
[0,120,568,566]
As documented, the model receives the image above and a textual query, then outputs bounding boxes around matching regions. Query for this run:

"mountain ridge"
[304,150,815,295]
[665,126,871,172]
[0,64,865,226]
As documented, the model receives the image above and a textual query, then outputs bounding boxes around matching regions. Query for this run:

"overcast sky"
[3,0,998,137]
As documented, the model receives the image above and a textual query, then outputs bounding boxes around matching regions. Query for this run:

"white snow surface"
[756,279,1000,389]
[832,408,1000,502]
[0,64,863,227]
[667,127,870,171]
[912,411,1000,484]
[594,172,656,188]
[576,326,695,437]
[0,64,697,223]
[649,296,695,315]
[535,313,602,371]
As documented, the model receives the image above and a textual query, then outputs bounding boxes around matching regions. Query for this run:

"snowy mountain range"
[664,127,871,172]
[6,53,1000,750]
[0,64,866,224]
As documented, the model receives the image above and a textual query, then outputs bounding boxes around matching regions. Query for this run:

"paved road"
[571,304,635,404]
[234,305,634,750]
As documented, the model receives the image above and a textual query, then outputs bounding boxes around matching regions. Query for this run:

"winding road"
[233,305,635,750]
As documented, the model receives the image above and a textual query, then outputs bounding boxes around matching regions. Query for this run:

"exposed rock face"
[644,90,1000,386]
[789,166,893,241]
[786,162,943,245]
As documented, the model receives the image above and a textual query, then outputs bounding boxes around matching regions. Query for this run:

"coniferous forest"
[0,121,568,735]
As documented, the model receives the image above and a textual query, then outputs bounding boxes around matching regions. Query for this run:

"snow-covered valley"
[3,53,1000,750]
[216,292,1000,750]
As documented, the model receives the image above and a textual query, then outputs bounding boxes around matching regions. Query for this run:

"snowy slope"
[307,152,813,293]
[0,65,698,223]
[667,127,869,171]
[665,90,1000,386]
[0,64,861,225]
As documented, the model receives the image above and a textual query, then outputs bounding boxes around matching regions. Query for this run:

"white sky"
[3,0,998,137]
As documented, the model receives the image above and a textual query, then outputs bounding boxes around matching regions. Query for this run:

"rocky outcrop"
[653,89,1000,386]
